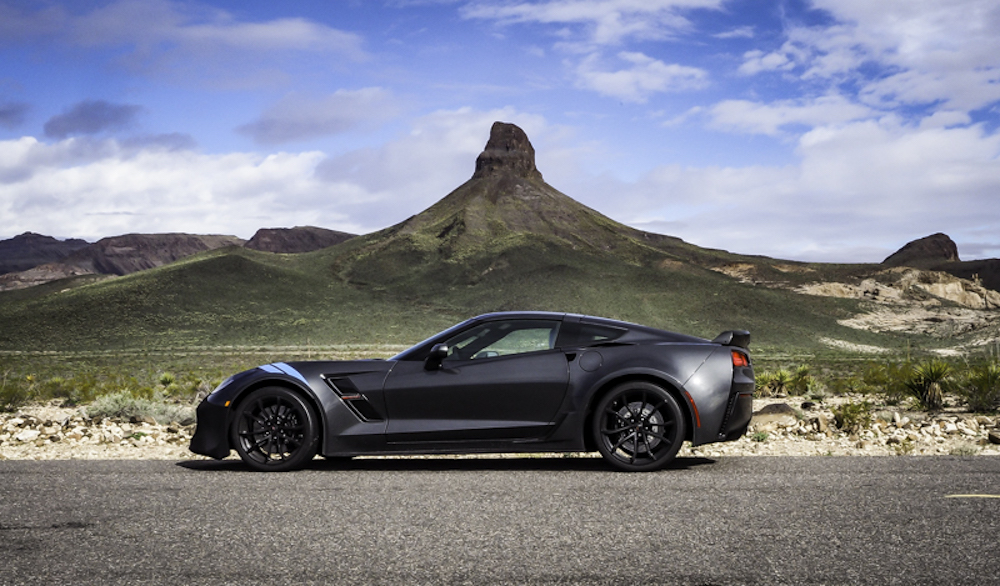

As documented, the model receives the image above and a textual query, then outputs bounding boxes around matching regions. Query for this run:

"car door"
[382,319,570,444]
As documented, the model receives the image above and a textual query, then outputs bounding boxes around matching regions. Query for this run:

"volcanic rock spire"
[472,122,543,181]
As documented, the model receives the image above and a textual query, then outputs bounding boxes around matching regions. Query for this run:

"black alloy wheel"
[232,387,319,472]
[593,381,686,472]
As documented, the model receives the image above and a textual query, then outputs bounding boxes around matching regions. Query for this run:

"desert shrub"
[959,362,1000,413]
[860,361,911,405]
[789,365,816,396]
[831,400,873,434]
[904,359,951,411]
[86,390,195,425]
[755,369,791,398]
[0,371,32,412]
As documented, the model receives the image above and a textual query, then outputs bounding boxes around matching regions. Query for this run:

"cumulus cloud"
[575,52,708,102]
[553,112,1000,262]
[43,100,142,139]
[238,88,402,145]
[0,135,341,240]
[707,95,873,136]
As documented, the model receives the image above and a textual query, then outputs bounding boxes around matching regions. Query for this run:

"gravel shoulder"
[2,397,999,461]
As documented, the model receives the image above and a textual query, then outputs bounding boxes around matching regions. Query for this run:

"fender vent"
[322,376,384,422]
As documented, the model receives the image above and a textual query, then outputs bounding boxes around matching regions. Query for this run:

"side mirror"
[424,343,449,371]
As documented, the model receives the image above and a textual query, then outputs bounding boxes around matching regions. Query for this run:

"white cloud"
[548,111,1000,262]
[707,95,873,136]
[238,88,403,145]
[0,136,343,240]
[575,51,708,102]
[745,0,1000,114]
[461,0,724,45]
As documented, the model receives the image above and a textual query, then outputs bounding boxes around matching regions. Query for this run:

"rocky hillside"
[244,226,355,253]
[0,233,244,291]
[0,232,89,275]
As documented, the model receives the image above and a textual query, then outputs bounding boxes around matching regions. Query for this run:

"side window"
[443,320,560,361]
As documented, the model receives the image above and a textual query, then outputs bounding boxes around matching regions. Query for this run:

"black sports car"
[190,312,754,472]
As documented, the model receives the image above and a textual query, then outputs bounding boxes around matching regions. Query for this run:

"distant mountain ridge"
[0,232,89,275]
[245,226,355,253]
[0,226,360,291]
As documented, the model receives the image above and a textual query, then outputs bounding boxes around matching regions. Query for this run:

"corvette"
[190,311,754,472]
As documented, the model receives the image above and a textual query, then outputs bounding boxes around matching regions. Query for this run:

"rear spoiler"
[712,330,750,349]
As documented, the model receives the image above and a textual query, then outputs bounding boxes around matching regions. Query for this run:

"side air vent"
[322,375,384,422]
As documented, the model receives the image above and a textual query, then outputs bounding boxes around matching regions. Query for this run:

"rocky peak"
[244,226,355,253]
[883,233,960,267]
[472,122,543,181]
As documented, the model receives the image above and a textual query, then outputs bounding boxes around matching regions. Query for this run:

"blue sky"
[1,0,999,262]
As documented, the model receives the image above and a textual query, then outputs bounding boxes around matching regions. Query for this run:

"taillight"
[731,350,750,368]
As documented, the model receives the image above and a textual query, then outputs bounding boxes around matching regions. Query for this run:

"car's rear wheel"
[593,381,686,472]
[232,387,319,472]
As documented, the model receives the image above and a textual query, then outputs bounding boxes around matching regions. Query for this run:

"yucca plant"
[904,359,951,411]
[755,369,792,397]
[789,365,814,396]
[960,362,1000,413]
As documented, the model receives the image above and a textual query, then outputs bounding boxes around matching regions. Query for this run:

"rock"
[14,429,41,443]
[752,403,799,427]
[988,430,1000,445]
[473,122,543,181]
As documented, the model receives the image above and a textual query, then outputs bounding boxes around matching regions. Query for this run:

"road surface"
[1,456,999,585]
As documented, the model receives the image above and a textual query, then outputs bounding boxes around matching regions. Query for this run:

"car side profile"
[190,311,754,472]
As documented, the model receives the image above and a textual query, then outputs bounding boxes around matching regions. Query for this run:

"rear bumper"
[717,365,755,442]
[189,400,231,459]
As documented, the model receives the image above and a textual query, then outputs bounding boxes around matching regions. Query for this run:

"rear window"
[576,322,626,345]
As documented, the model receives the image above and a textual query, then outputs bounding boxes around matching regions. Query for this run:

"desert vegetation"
[755,355,1000,415]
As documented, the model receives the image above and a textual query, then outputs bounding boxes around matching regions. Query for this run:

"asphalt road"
[1,456,999,585]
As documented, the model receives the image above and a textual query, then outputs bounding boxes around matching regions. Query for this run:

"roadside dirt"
[3,398,998,461]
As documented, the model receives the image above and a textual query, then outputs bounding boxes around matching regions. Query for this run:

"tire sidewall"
[592,381,686,472]
[231,386,320,472]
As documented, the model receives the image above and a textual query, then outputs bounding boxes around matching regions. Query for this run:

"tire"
[592,381,686,472]
[231,386,320,472]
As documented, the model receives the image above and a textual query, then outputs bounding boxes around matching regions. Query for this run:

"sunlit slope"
[0,232,897,354]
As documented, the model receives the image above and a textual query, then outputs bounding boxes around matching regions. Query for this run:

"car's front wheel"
[232,386,319,472]
[593,381,686,472]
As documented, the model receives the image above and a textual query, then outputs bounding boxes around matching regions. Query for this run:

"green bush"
[0,371,32,412]
[959,362,1000,413]
[831,400,873,434]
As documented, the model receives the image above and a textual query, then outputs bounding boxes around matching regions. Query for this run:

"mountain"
[0,233,244,291]
[0,121,997,355]
[883,233,960,268]
[882,233,1000,293]
[244,226,355,253]
[0,232,89,275]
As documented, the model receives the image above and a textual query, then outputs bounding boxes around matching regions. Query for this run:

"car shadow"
[176,455,717,473]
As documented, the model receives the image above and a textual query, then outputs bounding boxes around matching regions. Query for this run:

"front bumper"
[189,400,231,459]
